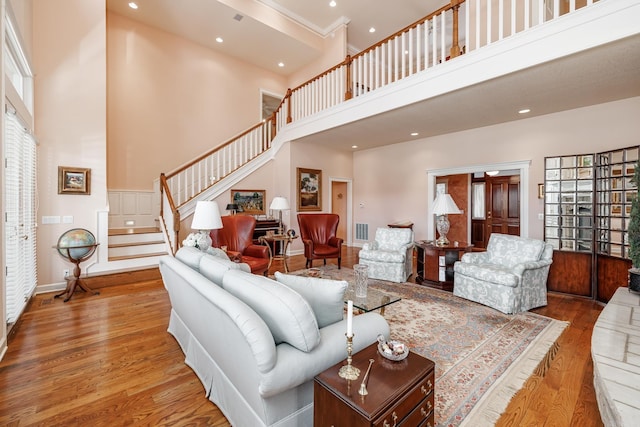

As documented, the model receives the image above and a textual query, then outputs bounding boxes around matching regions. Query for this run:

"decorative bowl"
[307,268,322,277]
[377,335,409,361]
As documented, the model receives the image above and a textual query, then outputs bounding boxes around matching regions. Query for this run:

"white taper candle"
[347,300,353,337]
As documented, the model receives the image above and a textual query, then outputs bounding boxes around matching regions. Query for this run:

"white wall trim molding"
[426,160,531,241]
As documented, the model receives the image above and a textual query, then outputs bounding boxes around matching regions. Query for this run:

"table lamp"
[191,200,223,252]
[270,196,290,235]
[433,193,461,246]
[226,203,238,215]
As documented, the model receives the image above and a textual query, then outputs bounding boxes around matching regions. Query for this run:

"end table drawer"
[401,395,434,427]
[374,374,434,427]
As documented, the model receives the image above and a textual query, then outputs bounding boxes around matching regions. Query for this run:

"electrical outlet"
[63,269,70,279]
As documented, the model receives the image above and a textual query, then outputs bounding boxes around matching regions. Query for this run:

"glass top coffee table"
[344,285,401,315]
[291,268,401,314]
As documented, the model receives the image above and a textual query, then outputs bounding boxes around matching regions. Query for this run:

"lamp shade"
[270,196,290,211]
[433,193,461,216]
[225,203,238,211]
[191,201,223,230]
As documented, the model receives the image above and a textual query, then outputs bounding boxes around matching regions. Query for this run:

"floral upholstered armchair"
[453,233,553,314]
[358,228,414,283]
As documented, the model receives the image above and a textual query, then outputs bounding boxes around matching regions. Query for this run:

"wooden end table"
[415,241,473,291]
[258,234,298,272]
[314,342,435,426]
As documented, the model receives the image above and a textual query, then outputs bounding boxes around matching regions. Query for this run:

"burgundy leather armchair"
[297,213,343,269]
[210,215,270,276]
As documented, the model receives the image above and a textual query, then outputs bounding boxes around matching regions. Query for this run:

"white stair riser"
[109,232,164,245]
[109,243,166,258]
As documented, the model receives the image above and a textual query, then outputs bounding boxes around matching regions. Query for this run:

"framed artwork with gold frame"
[297,167,322,211]
[58,166,91,195]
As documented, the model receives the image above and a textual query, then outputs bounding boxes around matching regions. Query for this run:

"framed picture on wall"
[230,189,266,215]
[297,167,322,211]
[58,166,91,195]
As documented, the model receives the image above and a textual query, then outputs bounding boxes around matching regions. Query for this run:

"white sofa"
[159,247,390,427]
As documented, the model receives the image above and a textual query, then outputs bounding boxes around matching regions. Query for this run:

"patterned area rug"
[294,266,568,427]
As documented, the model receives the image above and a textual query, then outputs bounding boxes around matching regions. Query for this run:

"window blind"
[5,110,37,324]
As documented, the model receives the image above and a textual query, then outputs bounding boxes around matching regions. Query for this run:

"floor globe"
[55,228,99,302]
[57,228,97,261]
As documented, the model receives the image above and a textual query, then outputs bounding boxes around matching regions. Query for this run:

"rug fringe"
[460,319,569,427]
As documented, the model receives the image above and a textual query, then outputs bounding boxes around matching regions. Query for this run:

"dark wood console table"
[415,241,473,291]
[314,342,435,426]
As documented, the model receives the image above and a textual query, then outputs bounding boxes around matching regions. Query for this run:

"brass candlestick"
[338,334,360,380]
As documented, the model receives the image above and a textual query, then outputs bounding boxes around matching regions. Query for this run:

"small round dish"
[377,340,409,361]
[307,268,322,278]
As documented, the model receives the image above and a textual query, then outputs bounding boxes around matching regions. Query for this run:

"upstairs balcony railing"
[160,0,598,252]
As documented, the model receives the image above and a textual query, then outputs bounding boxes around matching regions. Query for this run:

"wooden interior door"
[471,175,521,248]
[331,181,347,242]
[487,176,520,237]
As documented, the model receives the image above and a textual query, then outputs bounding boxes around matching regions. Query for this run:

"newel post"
[286,88,293,123]
[344,55,353,101]
[450,0,463,58]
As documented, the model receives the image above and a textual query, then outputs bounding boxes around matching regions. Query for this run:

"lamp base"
[436,215,450,247]
[196,230,212,252]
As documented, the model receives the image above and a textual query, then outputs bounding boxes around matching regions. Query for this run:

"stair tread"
[108,252,167,262]
[109,227,161,236]
[109,241,164,248]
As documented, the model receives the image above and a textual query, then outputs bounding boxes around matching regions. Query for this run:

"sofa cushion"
[199,253,250,286]
[222,270,321,352]
[486,234,545,268]
[175,246,206,271]
[455,262,519,287]
[274,272,348,328]
[206,246,231,260]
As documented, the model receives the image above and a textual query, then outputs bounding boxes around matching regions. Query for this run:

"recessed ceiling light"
[352,145,358,149]
[411,132,419,136]
[128,2,138,9]
[278,62,285,67]
[518,108,531,114]
[215,37,223,43]
[369,27,376,33]
[329,1,337,7]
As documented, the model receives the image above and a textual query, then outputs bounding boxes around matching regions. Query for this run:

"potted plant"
[627,160,640,293]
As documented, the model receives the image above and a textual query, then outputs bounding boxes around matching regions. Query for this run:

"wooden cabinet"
[314,343,435,427]
[415,241,473,291]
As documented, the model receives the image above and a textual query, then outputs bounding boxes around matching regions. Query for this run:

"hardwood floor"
[0,247,604,426]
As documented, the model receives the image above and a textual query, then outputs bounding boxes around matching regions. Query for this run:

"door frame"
[329,177,353,246]
[426,161,531,242]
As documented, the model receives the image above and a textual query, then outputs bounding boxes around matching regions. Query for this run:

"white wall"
[354,97,640,243]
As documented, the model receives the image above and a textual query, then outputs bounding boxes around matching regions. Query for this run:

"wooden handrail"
[350,2,455,62]
[164,119,273,180]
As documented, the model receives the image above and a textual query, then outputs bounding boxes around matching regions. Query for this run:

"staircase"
[107,227,167,263]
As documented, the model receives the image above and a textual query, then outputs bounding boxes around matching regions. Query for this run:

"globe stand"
[55,245,100,302]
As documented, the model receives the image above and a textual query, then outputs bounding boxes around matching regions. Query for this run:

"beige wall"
[33,0,107,286]
[107,12,289,190]
[354,97,640,243]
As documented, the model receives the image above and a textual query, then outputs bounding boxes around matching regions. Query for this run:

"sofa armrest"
[244,244,269,259]
[362,241,378,251]
[328,236,343,248]
[460,251,490,264]
[512,259,553,275]
[258,312,389,397]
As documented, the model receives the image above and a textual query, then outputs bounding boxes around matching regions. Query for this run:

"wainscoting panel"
[108,190,157,228]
